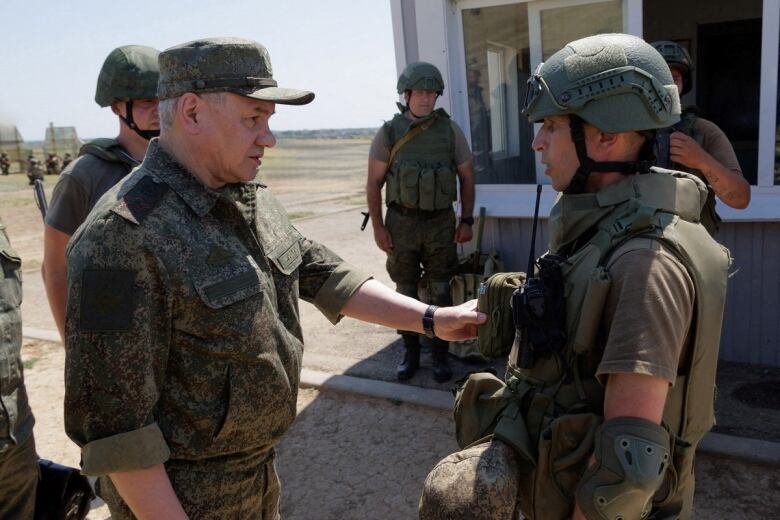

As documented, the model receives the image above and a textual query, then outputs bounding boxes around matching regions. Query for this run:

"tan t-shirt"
[369,112,472,167]
[596,238,695,385]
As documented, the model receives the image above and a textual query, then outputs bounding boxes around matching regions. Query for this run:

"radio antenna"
[527,184,542,275]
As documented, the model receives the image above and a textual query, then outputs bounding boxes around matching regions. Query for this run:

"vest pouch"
[477,272,525,358]
[398,162,420,208]
[450,273,489,360]
[453,371,514,449]
[418,166,437,211]
[571,267,611,354]
[385,170,401,206]
[528,413,602,520]
[434,165,457,209]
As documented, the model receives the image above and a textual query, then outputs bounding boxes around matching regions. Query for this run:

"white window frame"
[439,0,780,220]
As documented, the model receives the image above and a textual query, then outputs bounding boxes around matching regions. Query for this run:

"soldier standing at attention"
[652,40,750,235]
[366,62,476,383]
[42,45,160,340]
[63,37,485,520]
[0,219,38,519]
[420,34,730,520]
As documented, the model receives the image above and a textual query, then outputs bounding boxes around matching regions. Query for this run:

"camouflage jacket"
[0,220,35,453]
[64,140,370,476]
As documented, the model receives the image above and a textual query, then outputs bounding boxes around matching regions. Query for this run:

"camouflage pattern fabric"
[0,219,38,519]
[64,141,369,516]
[419,440,521,520]
[95,45,160,107]
[158,37,314,105]
[385,206,457,307]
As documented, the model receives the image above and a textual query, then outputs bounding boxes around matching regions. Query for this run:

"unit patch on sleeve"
[80,269,136,331]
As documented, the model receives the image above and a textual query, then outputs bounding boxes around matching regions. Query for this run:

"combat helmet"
[651,40,693,95]
[397,62,444,95]
[95,45,161,140]
[522,33,680,193]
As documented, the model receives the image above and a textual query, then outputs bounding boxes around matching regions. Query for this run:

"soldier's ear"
[178,93,203,133]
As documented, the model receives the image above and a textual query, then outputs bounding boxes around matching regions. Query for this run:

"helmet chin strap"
[120,101,160,141]
[565,115,654,195]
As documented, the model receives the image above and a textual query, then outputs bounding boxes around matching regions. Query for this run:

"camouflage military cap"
[158,37,314,105]
[419,440,520,520]
[95,45,160,107]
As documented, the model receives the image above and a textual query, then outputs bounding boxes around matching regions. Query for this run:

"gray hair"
[158,92,227,131]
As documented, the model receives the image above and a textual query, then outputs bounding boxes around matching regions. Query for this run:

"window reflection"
[463,5,536,184]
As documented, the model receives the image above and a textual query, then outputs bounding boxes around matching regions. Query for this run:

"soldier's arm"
[41,224,70,340]
[669,130,750,209]
[454,158,475,243]
[109,466,187,520]
[367,158,393,252]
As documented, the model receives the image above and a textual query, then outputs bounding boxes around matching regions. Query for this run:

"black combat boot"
[431,339,452,383]
[397,334,421,380]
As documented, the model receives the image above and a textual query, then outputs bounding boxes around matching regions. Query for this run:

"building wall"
[473,218,780,367]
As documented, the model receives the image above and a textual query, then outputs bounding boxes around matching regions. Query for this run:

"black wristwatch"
[460,216,474,226]
[422,305,438,339]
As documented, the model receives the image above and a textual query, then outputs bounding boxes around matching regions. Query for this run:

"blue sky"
[0,0,398,140]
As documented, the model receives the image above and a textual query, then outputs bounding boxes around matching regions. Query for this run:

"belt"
[387,203,452,217]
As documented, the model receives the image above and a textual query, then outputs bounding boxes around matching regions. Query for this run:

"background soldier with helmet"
[42,44,160,340]
[366,61,476,383]
[26,155,44,185]
[420,33,730,520]
[61,152,73,170]
[45,153,61,175]
[652,40,750,235]
[0,152,10,175]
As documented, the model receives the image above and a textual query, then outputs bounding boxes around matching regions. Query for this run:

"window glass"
[463,4,535,184]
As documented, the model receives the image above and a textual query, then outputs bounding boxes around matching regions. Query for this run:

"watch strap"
[423,305,438,339]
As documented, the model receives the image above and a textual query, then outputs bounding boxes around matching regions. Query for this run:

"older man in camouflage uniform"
[0,219,38,519]
[64,37,484,520]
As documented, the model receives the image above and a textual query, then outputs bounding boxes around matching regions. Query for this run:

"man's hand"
[453,222,473,243]
[669,131,709,171]
[373,225,394,253]
[433,299,485,341]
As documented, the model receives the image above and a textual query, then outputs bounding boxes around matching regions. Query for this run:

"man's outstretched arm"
[341,279,485,341]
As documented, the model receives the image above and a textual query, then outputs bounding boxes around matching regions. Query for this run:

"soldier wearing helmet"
[421,34,729,520]
[366,61,476,383]
[652,40,750,235]
[43,45,160,340]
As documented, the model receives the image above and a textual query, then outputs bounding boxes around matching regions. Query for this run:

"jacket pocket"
[0,242,22,308]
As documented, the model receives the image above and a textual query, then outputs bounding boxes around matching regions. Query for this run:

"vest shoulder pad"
[79,138,125,163]
[111,174,168,225]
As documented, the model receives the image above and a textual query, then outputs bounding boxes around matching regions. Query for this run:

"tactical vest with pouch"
[454,169,730,520]
[476,272,525,358]
[383,109,458,211]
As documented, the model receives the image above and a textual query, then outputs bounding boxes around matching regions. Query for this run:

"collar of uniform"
[141,139,222,218]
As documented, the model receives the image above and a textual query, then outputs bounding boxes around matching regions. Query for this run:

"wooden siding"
[466,218,780,367]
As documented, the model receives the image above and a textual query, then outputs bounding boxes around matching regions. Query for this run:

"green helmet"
[397,62,444,95]
[95,45,161,107]
[522,33,680,133]
[651,40,693,95]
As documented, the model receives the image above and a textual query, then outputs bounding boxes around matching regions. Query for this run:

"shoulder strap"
[387,117,437,166]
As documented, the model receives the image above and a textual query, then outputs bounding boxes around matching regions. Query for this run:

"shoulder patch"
[112,175,168,225]
[80,269,135,331]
